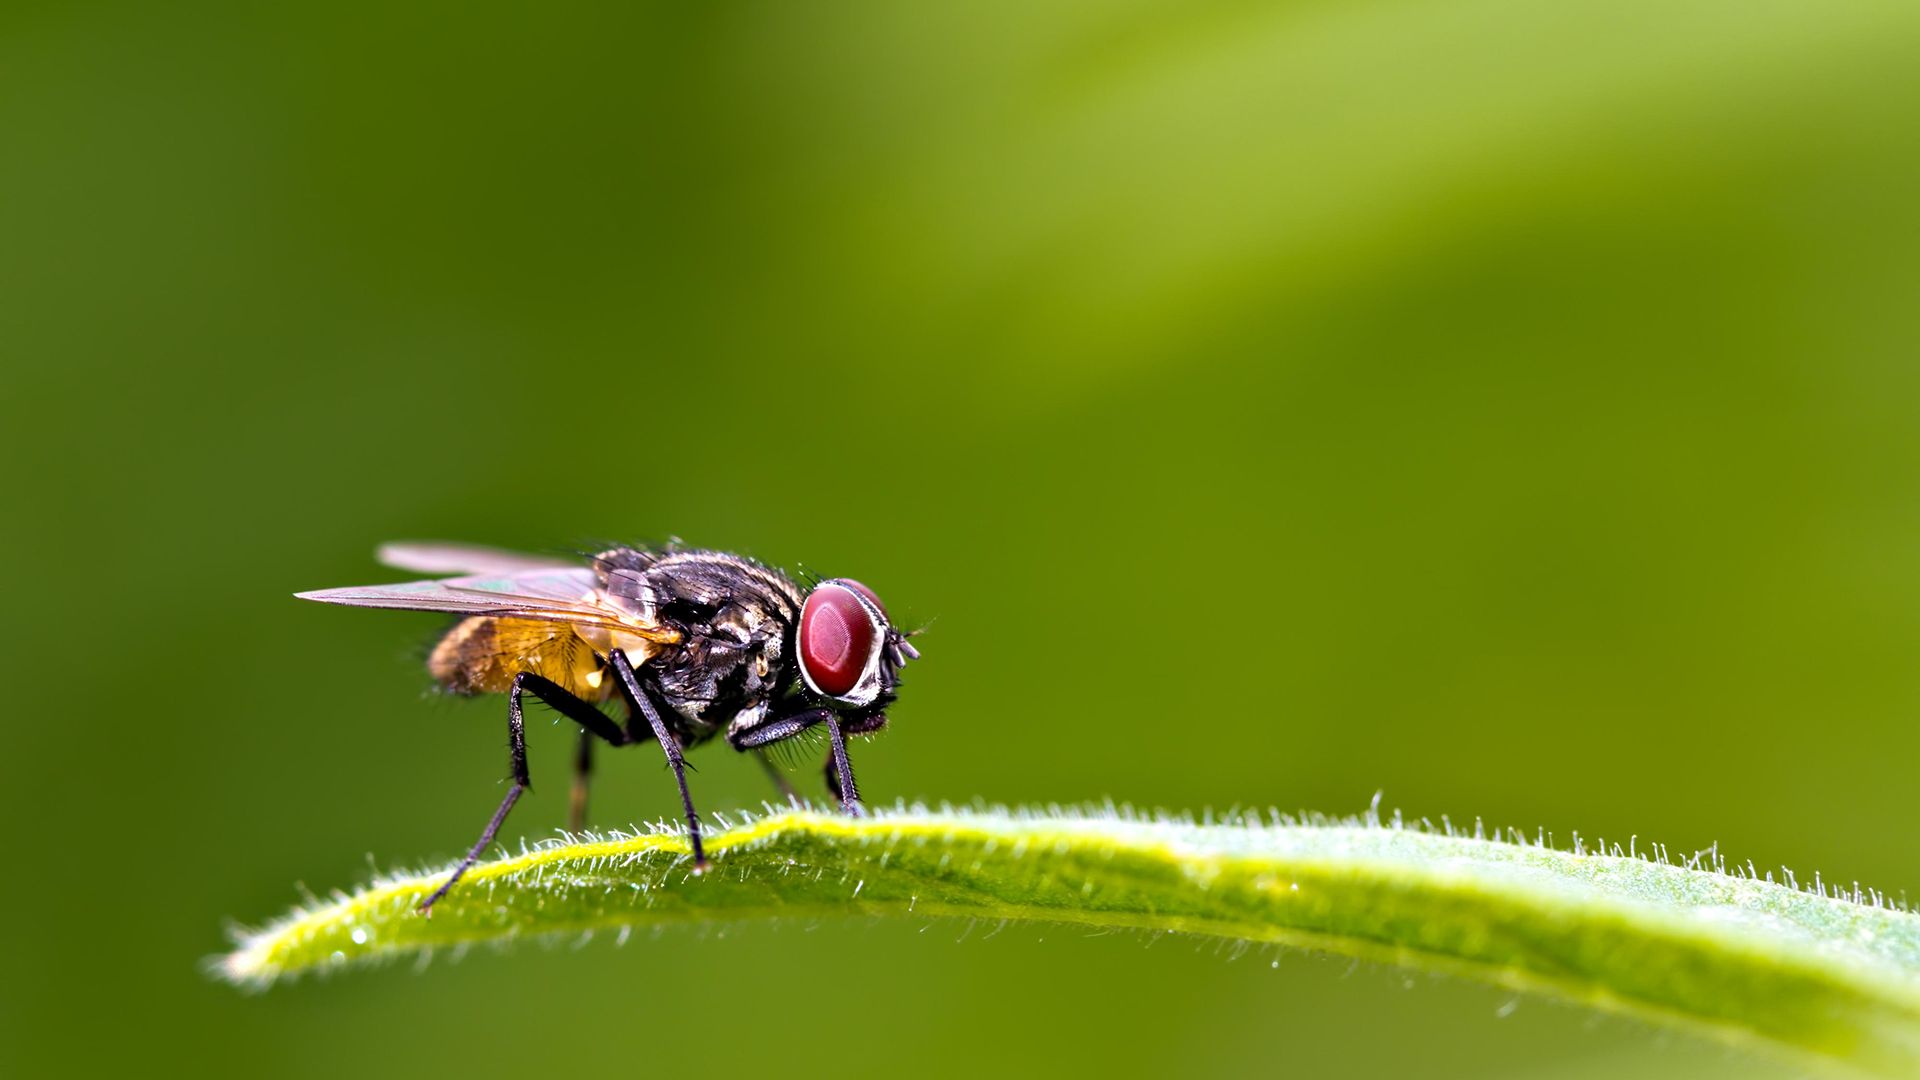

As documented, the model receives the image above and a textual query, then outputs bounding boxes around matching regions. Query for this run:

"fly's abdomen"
[428,616,612,701]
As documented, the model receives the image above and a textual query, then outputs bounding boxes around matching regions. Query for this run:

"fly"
[296,541,918,913]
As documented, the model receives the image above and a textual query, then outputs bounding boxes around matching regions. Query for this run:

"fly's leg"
[420,673,627,915]
[823,711,885,816]
[605,649,708,870]
[822,714,860,815]
[732,710,829,809]
[569,730,594,833]
[730,708,882,816]
[730,708,832,750]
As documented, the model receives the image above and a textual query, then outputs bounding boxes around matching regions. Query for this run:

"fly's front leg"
[823,711,885,816]
[420,673,627,915]
[606,649,708,870]
[730,708,832,750]
[822,714,860,815]
[731,709,831,808]
[730,708,878,817]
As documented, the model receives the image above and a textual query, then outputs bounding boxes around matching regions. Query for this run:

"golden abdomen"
[428,617,613,700]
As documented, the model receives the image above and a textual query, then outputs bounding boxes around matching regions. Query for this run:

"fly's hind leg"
[420,673,627,915]
[569,730,594,833]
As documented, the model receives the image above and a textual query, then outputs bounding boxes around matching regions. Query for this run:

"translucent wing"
[376,541,576,576]
[296,566,679,643]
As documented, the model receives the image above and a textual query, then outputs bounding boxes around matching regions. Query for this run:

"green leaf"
[220,806,1920,1075]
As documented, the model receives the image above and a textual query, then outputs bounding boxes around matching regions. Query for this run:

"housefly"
[297,542,918,912]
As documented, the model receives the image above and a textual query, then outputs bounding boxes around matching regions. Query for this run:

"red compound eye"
[838,578,887,619]
[799,583,877,697]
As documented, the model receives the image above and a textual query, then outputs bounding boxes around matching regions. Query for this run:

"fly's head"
[795,579,918,715]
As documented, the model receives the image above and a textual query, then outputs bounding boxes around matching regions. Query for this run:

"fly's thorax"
[620,549,803,735]
[653,615,789,730]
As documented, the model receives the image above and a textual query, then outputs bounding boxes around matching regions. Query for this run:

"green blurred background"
[4,1,1918,1076]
